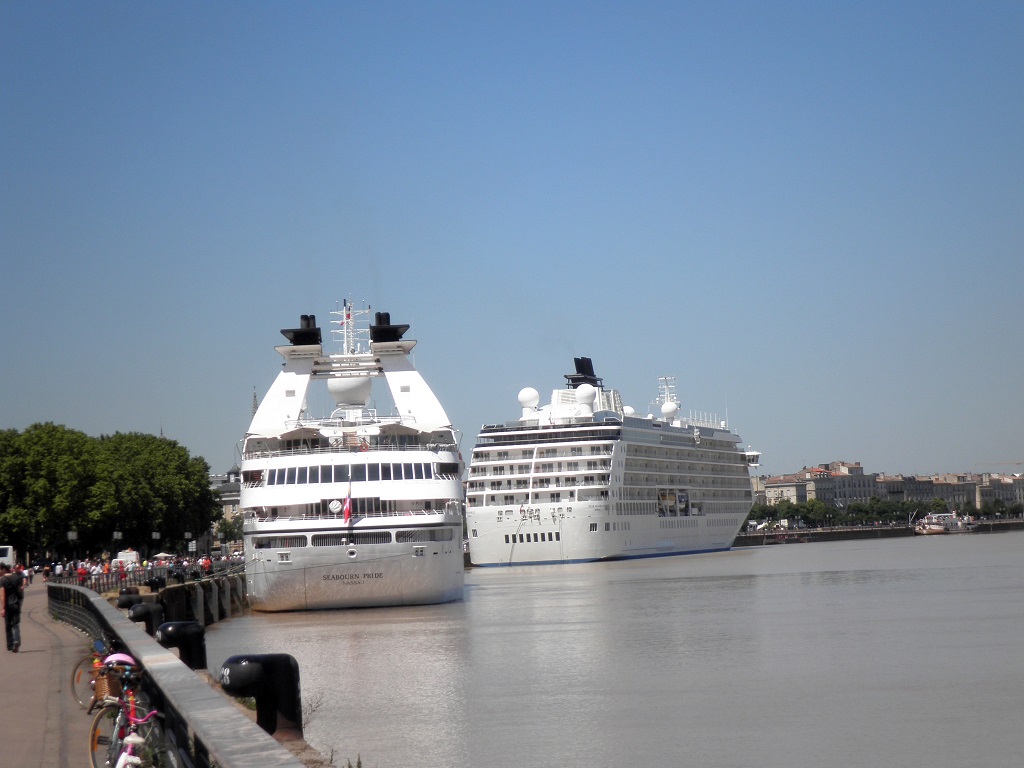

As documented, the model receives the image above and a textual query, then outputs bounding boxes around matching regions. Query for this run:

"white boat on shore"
[465,360,759,566]
[239,302,465,611]
[913,512,978,535]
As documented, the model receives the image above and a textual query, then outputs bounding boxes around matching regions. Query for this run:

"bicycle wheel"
[70,654,97,709]
[87,704,122,768]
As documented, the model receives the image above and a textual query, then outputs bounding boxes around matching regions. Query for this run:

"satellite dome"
[575,383,597,406]
[518,387,540,409]
[623,405,635,416]
[328,375,372,407]
[661,401,679,418]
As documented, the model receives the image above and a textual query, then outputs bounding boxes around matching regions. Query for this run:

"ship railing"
[249,507,461,523]
[243,440,458,461]
[483,416,623,430]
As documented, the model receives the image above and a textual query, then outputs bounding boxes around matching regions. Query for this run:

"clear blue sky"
[2,1,1022,478]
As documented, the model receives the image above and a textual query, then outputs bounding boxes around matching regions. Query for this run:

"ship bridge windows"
[254,535,308,549]
[312,532,393,546]
[264,461,439,486]
[396,528,454,543]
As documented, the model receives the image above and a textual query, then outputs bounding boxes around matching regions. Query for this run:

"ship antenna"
[330,298,372,354]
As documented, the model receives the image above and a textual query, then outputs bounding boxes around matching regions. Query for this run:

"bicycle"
[111,708,161,768]
[70,638,127,711]
[87,663,177,768]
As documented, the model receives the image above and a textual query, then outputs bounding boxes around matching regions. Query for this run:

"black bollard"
[116,593,145,609]
[219,654,303,737]
[144,576,167,592]
[119,585,140,596]
[155,621,207,670]
[128,602,165,637]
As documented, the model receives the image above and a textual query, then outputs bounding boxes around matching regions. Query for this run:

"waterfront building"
[765,461,1023,516]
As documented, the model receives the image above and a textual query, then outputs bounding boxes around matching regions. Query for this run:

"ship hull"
[244,518,464,612]
[468,500,748,566]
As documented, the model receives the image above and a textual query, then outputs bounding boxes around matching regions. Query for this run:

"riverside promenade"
[2,580,92,768]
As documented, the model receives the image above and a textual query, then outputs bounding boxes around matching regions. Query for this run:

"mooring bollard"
[116,593,145,609]
[119,585,140,596]
[156,620,207,670]
[219,654,303,737]
[128,602,165,637]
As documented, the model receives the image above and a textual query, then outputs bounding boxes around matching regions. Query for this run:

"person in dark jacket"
[0,562,25,652]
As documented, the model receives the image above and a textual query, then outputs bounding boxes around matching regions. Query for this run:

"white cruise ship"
[466,358,759,566]
[239,302,464,611]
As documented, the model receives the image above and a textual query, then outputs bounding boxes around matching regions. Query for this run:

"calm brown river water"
[206,531,1024,768]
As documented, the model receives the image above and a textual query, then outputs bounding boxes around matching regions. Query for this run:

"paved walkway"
[1,581,94,768]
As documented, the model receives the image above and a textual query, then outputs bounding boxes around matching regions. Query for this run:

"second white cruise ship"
[466,358,759,566]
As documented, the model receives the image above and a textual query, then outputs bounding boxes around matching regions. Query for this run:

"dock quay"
[16,575,327,768]
[733,517,1024,547]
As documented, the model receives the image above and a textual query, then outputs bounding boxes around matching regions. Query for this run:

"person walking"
[0,562,25,652]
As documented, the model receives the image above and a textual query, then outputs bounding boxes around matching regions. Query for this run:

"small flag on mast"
[343,483,352,523]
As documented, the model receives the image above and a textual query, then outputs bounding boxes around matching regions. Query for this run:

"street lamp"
[112,530,122,544]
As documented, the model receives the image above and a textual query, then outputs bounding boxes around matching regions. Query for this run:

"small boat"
[913,512,978,535]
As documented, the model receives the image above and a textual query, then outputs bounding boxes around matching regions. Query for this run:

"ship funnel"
[280,314,322,346]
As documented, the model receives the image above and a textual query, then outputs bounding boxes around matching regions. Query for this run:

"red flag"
[343,490,352,523]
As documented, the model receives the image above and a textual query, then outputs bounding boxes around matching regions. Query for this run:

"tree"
[0,423,101,561]
[803,498,829,528]
[0,424,220,560]
[97,432,221,553]
[217,513,244,544]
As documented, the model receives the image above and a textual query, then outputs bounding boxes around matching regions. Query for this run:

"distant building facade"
[762,460,1023,513]
[210,465,241,545]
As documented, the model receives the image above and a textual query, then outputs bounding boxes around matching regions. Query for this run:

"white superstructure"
[466,359,759,566]
[240,303,464,611]
[913,512,977,535]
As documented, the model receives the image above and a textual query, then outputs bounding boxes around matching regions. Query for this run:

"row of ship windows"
[470,460,610,477]
[251,528,455,549]
[476,440,615,458]
[251,462,462,486]
[504,531,561,543]
[473,477,752,493]
[471,476,607,491]
[471,466,746,483]
[467,488,749,505]
[591,522,632,532]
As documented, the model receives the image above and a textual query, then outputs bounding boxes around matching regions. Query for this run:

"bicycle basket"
[94,670,122,700]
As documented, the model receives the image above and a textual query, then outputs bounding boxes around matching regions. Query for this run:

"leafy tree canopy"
[0,423,220,562]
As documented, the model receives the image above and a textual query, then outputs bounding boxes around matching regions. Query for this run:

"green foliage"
[216,512,244,543]
[0,423,219,561]
[743,495,999,529]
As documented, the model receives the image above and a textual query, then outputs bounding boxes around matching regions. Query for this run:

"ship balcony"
[471,476,609,495]
[243,437,457,461]
[246,501,462,524]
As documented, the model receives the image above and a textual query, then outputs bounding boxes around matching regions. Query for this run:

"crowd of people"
[1,551,244,655]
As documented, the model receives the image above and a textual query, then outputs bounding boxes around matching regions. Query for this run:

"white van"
[0,544,16,568]
[111,548,140,569]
